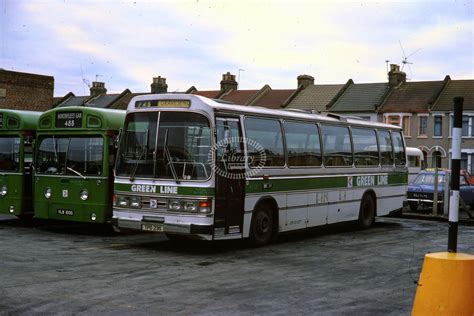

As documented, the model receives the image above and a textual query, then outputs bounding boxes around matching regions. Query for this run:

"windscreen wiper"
[130,129,149,182]
[163,129,180,184]
[67,166,86,179]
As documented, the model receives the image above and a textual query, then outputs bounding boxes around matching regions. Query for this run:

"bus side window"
[284,121,322,167]
[320,124,352,167]
[244,117,285,167]
[392,131,406,166]
[377,130,394,166]
[352,127,379,167]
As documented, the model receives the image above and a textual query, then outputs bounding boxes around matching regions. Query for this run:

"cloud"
[1,0,472,96]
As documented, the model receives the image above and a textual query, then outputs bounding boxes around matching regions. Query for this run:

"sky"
[0,0,473,97]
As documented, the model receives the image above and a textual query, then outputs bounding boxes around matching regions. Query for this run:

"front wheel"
[357,195,375,229]
[249,204,275,247]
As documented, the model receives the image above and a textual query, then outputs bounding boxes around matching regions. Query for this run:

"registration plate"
[57,209,74,216]
[141,222,164,232]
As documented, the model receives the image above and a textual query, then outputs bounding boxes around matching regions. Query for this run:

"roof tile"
[431,80,474,111]
[286,84,345,111]
[330,83,389,112]
[252,89,296,109]
[380,80,445,113]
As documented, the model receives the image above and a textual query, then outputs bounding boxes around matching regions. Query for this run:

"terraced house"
[430,79,474,172]
[4,68,473,172]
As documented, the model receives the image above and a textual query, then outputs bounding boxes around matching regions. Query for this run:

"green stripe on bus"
[246,173,407,193]
[114,183,215,196]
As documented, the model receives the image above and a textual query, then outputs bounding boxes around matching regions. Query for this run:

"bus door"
[214,117,245,238]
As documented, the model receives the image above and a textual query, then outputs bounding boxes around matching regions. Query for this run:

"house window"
[461,153,468,172]
[402,116,410,136]
[462,115,469,136]
[386,116,400,126]
[432,151,442,168]
[418,116,428,136]
[434,116,442,137]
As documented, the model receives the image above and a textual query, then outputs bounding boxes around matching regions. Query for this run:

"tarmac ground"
[1,214,474,315]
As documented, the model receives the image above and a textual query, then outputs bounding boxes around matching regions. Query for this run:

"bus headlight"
[0,185,7,197]
[169,200,182,211]
[80,189,89,201]
[44,187,52,199]
[91,213,97,221]
[183,201,197,212]
[117,196,130,207]
[9,206,15,213]
[130,196,141,208]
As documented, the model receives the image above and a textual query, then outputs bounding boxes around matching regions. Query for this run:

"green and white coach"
[113,94,407,246]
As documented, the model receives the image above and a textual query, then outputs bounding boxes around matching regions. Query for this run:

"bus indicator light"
[198,200,211,213]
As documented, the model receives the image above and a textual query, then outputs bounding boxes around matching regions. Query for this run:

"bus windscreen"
[116,112,211,180]
[36,136,104,176]
[0,137,20,172]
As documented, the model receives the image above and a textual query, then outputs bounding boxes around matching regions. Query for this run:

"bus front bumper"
[112,210,214,240]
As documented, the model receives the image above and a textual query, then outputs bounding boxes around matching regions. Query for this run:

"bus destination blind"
[56,112,83,128]
[135,100,191,108]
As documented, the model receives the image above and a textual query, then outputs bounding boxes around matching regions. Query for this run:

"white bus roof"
[127,94,402,130]
[406,147,423,156]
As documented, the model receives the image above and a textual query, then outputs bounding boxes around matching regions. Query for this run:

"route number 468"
[64,120,75,127]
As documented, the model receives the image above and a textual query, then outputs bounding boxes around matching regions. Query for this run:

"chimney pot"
[220,72,238,93]
[297,74,314,88]
[151,76,168,93]
[90,81,107,96]
[388,64,406,87]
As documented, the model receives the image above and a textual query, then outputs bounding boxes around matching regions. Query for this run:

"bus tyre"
[357,195,375,229]
[249,204,274,247]
[408,202,418,212]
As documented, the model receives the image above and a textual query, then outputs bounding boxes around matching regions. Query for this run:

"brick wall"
[0,69,54,111]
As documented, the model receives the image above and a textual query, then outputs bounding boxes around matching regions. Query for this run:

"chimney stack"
[388,64,406,87]
[90,81,107,96]
[151,76,168,93]
[220,72,238,93]
[297,75,314,88]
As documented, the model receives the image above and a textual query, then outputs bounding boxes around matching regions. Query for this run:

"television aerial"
[399,40,421,78]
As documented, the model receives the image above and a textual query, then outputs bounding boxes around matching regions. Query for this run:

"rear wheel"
[357,195,375,229]
[408,202,418,212]
[249,204,275,247]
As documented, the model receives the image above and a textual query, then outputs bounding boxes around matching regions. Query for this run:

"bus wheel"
[249,204,274,247]
[408,202,418,212]
[357,195,375,229]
